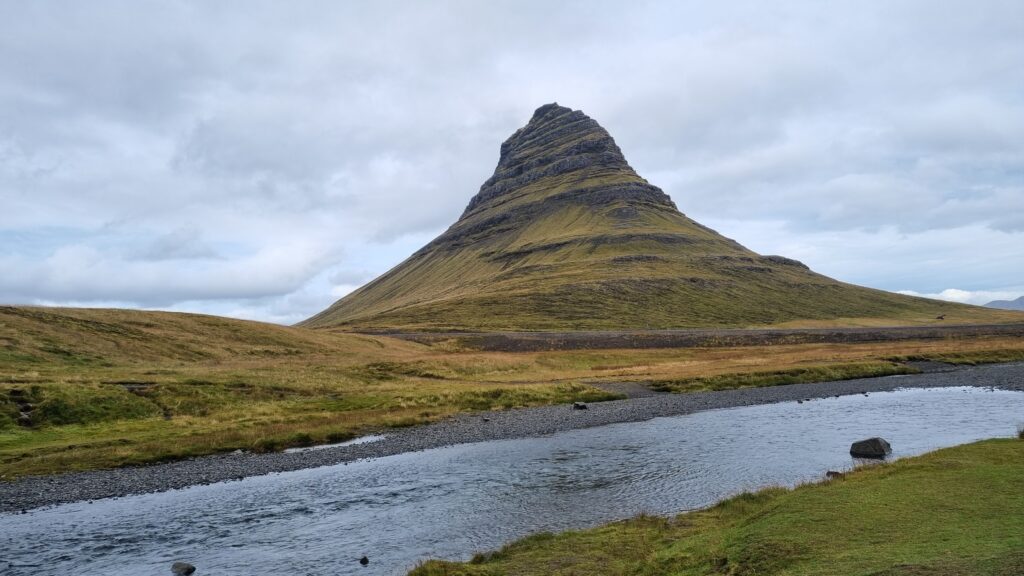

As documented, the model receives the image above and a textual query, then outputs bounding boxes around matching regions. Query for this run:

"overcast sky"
[2,1,1022,324]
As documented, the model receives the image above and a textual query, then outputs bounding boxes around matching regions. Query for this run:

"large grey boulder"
[171,562,196,575]
[850,437,892,458]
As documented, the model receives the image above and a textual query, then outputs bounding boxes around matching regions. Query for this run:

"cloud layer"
[2,1,1022,323]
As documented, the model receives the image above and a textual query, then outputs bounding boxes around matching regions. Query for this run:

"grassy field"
[0,306,622,478]
[3,305,1024,478]
[411,438,1024,576]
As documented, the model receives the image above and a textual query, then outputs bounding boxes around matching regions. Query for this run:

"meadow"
[3,305,1024,478]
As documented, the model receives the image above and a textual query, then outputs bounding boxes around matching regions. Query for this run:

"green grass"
[11,383,163,426]
[0,306,625,478]
[649,361,917,393]
[0,375,620,476]
[4,305,1024,478]
[411,438,1024,576]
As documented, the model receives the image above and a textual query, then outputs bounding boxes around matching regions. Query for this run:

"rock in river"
[850,437,892,458]
[171,562,196,575]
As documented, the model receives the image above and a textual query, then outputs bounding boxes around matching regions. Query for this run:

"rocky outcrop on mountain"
[463,104,670,215]
[303,103,1001,331]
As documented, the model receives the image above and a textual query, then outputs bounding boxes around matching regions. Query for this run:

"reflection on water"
[2,386,1023,576]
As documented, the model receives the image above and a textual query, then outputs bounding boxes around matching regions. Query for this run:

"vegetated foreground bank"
[3,305,1024,481]
[3,358,1024,513]
[3,387,1021,576]
[411,438,1024,576]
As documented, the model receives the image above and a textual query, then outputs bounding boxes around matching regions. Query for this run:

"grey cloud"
[131,227,220,261]
[0,240,338,306]
[2,1,1022,322]
[328,269,373,287]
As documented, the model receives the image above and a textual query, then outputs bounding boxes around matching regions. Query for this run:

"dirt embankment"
[378,324,1024,352]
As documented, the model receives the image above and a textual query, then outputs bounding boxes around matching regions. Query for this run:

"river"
[2,385,1023,575]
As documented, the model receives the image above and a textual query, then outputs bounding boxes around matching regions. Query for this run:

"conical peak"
[515,102,591,143]
[303,102,968,332]
[464,104,639,216]
[497,103,620,169]
[529,102,572,123]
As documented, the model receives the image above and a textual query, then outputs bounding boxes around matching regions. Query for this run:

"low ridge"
[985,296,1024,311]
[303,104,1013,331]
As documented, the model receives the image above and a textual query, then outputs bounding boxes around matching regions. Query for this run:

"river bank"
[2,361,1023,513]
[411,437,1024,576]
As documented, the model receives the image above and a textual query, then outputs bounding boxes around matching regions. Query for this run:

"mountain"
[985,296,1024,311]
[303,103,1013,332]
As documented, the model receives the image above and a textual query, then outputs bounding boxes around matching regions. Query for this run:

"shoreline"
[2,361,1023,513]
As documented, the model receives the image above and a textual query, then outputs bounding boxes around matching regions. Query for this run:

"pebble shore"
[2,361,1022,513]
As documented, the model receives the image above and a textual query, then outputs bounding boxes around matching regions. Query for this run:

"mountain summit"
[303,104,988,331]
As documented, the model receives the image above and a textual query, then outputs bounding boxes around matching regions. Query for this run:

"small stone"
[359,556,370,566]
[171,562,196,575]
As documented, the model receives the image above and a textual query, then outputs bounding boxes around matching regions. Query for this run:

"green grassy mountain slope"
[303,103,1016,331]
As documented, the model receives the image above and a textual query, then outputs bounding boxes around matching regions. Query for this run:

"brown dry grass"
[2,306,1023,478]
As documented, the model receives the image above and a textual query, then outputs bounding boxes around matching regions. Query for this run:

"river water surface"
[3,386,1023,576]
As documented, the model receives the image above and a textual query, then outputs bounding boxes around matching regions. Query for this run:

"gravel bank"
[2,362,1023,513]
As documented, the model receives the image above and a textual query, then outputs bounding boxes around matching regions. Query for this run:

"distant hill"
[303,103,1019,332]
[985,295,1024,311]
[0,305,419,365]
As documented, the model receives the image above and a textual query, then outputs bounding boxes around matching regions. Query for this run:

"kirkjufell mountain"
[303,103,998,331]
